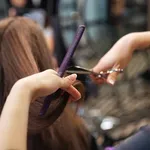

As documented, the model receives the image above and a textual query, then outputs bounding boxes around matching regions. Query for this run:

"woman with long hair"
[0,17,92,150]
[0,70,80,150]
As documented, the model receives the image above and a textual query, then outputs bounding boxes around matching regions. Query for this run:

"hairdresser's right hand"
[14,69,81,102]
[92,33,137,85]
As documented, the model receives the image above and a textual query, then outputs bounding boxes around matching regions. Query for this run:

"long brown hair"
[0,17,90,150]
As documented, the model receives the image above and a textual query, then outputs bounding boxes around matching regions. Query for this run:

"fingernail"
[77,95,81,101]
[69,74,77,81]
[109,79,115,85]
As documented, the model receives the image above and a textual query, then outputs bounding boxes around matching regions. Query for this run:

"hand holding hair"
[0,69,80,150]
[15,69,81,102]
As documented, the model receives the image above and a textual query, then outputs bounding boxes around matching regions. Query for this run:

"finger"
[106,64,121,85]
[48,69,58,74]
[92,77,106,85]
[91,58,114,83]
[90,74,107,85]
[68,95,77,102]
[61,74,77,88]
[93,61,112,73]
[42,69,58,77]
[92,51,115,73]
[63,86,81,100]
[107,71,119,85]
[60,74,81,100]
[68,96,74,103]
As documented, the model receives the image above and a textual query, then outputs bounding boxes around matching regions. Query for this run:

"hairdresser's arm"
[0,70,80,150]
[132,32,150,49]
[93,31,150,84]
[0,83,32,150]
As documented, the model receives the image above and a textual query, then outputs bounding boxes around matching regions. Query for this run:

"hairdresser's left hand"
[0,70,80,150]
[14,69,81,102]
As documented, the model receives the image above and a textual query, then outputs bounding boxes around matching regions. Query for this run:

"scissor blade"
[66,70,91,75]
[66,66,92,75]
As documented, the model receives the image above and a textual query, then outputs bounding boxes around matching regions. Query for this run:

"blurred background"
[1,0,150,149]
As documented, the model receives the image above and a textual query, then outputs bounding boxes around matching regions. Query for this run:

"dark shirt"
[114,126,150,150]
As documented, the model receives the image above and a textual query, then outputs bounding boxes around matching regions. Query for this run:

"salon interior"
[1,0,150,149]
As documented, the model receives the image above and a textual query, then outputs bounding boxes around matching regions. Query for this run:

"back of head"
[0,17,53,100]
[0,17,57,131]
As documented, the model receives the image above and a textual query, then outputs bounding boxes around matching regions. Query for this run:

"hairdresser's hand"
[1,70,80,150]
[15,69,81,102]
[92,33,136,85]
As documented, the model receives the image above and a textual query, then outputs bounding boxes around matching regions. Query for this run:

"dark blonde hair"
[0,17,90,150]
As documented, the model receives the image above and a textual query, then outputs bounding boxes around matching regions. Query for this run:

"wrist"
[10,79,33,103]
[123,33,138,53]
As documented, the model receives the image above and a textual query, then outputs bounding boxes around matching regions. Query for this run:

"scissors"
[66,66,123,79]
